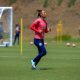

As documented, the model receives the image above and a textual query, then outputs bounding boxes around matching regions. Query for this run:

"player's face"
[41,10,47,18]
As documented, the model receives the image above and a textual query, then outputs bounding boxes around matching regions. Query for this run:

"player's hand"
[39,30,43,34]
[48,27,51,32]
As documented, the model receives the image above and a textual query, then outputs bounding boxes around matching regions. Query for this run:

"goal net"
[0,7,13,46]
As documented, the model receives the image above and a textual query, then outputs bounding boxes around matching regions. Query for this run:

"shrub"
[56,0,63,6]
[68,0,76,7]
[11,0,17,3]
[54,34,72,41]
[8,0,17,5]
[43,0,49,8]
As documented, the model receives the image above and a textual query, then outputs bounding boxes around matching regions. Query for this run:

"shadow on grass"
[39,67,53,70]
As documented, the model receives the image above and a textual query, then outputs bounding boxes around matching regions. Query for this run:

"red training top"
[30,18,49,39]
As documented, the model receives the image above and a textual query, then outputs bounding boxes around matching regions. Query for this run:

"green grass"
[0,41,80,80]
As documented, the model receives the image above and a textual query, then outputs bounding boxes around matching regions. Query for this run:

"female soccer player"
[0,22,4,44]
[13,24,20,45]
[30,9,51,69]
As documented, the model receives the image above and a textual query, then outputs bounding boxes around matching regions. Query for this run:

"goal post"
[0,7,13,46]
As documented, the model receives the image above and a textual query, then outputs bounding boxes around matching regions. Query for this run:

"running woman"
[30,9,51,69]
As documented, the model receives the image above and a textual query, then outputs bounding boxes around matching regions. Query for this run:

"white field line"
[0,56,27,58]
[0,56,80,60]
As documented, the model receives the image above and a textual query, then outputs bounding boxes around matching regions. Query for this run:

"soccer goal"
[0,7,13,46]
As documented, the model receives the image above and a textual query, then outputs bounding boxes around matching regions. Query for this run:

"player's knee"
[43,50,47,56]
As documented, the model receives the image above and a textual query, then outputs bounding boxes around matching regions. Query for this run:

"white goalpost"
[0,7,13,46]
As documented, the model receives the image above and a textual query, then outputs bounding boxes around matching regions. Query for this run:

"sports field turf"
[0,41,80,80]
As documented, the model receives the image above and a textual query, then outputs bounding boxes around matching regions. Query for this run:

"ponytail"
[37,9,42,17]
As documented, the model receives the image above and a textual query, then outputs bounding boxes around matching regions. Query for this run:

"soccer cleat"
[31,60,36,69]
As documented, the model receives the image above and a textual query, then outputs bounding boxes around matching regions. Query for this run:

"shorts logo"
[39,43,42,46]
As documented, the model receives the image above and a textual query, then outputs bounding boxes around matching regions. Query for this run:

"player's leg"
[13,34,17,45]
[17,33,20,45]
[33,39,47,66]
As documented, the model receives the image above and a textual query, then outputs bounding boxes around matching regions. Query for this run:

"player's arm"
[30,21,42,33]
[45,26,51,33]
[30,21,38,32]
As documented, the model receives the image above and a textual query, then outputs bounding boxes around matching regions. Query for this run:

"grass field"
[0,41,80,80]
